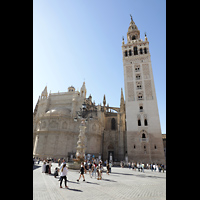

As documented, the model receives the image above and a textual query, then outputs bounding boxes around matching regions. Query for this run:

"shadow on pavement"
[100,178,117,182]
[85,181,99,185]
[111,172,133,176]
[68,180,80,185]
[33,165,41,170]
[132,174,165,179]
[68,188,83,192]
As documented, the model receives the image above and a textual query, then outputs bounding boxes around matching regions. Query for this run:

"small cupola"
[68,86,75,93]
[127,14,140,42]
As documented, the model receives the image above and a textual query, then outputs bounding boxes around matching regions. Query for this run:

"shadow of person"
[67,188,83,192]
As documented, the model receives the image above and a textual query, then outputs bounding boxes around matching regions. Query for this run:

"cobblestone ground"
[33,162,166,200]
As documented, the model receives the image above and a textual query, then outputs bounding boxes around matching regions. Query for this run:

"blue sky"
[33,0,166,134]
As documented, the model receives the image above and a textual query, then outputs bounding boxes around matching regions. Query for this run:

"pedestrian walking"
[60,164,68,188]
[151,163,154,171]
[77,162,85,182]
[45,161,49,174]
[84,160,88,174]
[155,164,157,171]
[42,161,46,173]
[58,159,67,181]
[92,162,97,178]
[59,159,66,170]
[109,161,112,173]
[161,164,165,173]
[48,160,52,174]
[106,162,110,175]
[153,163,156,172]
[142,163,144,172]
[58,159,61,167]
[88,161,93,178]
[137,163,140,172]
[128,162,131,169]
[54,167,59,178]
[97,161,103,180]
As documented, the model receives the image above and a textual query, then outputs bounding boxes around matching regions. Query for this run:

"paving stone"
[33,163,166,200]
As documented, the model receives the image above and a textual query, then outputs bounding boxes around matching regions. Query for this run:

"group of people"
[77,160,111,181]
[38,157,166,189]
[42,159,68,188]
[40,159,112,188]
[41,159,52,174]
[123,161,165,173]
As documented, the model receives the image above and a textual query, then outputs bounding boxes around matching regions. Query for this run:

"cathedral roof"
[44,107,71,116]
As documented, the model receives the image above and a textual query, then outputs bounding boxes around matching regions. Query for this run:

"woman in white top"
[60,164,68,188]
[42,161,46,173]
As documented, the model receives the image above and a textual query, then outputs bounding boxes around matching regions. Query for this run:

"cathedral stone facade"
[33,16,165,164]
[33,83,126,162]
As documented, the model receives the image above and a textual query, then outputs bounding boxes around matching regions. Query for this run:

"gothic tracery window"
[111,118,116,130]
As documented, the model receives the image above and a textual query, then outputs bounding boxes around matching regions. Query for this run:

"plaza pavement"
[33,162,166,200]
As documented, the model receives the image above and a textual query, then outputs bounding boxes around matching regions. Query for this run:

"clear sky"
[33,0,166,134]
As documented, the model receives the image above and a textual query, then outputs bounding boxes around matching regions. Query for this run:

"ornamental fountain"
[68,100,94,169]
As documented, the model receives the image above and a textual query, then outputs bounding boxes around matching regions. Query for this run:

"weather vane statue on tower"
[130,14,133,21]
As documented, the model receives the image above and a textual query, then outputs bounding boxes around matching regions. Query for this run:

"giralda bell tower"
[122,15,165,164]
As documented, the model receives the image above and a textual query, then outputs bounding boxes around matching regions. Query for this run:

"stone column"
[33,134,39,157]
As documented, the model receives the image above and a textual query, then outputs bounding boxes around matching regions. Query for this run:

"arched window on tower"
[124,51,128,57]
[144,47,148,54]
[132,35,136,40]
[134,46,138,55]
[144,119,148,126]
[129,49,132,56]
[111,118,116,130]
[138,119,141,126]
[142,133,146,138]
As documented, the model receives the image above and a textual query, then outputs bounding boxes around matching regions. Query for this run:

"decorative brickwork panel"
[127,82,135,101]
[126,66,133,81]
[62,121,68,129]
[142,64,150,79]
[144,80,153,100]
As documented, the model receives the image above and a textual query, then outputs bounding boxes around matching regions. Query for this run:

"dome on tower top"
[128,14,138,32]
[128,23,138,32]
[68,86,75,92]
[127,14,140,41]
